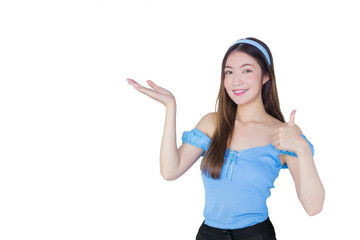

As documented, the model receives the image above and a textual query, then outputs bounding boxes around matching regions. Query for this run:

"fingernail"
[294,109,297,114]
[126,78,130,84]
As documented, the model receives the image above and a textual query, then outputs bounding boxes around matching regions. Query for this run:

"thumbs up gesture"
[272,110,307,153]
[287,109,296,127]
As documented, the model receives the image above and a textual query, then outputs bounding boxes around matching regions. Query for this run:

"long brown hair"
[201,37,285,179]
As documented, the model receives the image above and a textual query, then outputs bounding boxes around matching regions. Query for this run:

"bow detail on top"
[223,150,240,180]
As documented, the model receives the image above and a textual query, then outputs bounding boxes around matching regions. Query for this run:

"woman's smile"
[233,89,249,96]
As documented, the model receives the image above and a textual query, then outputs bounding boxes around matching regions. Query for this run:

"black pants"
[196,217,277,240]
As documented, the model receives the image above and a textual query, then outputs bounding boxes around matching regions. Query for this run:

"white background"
[0,0,359,239]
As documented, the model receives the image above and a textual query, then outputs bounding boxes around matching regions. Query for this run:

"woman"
[126,37,325,240]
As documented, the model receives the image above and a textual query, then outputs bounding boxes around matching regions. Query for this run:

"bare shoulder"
[194,112,217,138]
[267,117,285,131]
[268,117,303,135]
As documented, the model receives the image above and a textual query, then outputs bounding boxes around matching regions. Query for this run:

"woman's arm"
[127,78,205,180]
[295,144,325,215]
[272,111,325,216]
[159,102,181,180]
[284,129,325,216]
[160,109,214,180]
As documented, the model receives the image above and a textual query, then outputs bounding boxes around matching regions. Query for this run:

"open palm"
[127,78,175,107]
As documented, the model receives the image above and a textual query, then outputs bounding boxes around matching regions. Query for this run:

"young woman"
[126,37,325,240]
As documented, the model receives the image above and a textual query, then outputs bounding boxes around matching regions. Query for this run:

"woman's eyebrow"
[225,63,253,69]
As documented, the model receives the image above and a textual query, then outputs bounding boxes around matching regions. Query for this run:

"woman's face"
[223,51,269,105]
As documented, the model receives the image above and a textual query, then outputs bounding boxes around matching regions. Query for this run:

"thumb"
[288,109,296,126]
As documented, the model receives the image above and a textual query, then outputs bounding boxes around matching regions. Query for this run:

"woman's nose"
[233,74,244,85]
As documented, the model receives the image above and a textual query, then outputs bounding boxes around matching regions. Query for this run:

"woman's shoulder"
[267,116,303,135]
[194,112,217,139]
[268,117,286,129]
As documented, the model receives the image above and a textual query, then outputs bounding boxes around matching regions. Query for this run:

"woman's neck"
[235,100,269,123]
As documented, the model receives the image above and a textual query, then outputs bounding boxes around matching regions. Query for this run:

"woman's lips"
[233,89,248,96]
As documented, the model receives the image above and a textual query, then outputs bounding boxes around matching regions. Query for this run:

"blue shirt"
[182,128,315,229]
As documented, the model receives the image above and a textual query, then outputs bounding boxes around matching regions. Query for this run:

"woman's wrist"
[165,99,176,109]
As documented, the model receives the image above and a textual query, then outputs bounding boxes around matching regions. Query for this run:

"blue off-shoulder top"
[182,128,315,230]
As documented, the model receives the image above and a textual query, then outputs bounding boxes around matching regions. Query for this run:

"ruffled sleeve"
[181,128,211,157]
[279,134,315,169]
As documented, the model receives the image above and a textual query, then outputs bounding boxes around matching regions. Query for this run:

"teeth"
[234,90,247,93]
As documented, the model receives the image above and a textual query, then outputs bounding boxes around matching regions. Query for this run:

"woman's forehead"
[226,51,257,67]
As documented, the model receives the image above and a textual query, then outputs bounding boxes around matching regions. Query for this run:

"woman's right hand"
[126,78,176,107]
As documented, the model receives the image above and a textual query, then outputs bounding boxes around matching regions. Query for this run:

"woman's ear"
[262,73,270,84]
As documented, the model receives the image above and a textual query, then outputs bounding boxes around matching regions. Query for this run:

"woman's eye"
[225,70,232,74]
[243,69,252,73]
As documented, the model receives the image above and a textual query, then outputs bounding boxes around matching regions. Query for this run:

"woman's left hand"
[272,110,307,153]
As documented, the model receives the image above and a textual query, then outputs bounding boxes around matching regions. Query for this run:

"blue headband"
[229,39,271,66]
